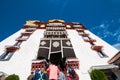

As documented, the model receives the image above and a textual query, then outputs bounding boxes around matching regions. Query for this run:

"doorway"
[50,52,62,65]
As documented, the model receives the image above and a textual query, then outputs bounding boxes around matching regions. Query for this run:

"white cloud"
[113,43,120,50]
[99,24,105,28]
[91,19,120,44]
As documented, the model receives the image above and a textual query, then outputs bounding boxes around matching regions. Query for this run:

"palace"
[0,19,120,80]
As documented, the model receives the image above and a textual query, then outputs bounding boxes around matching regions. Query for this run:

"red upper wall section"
[22,20,87,30]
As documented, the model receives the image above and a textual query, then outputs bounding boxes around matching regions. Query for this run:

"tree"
[90,69,108,80]
[5,74,19,80]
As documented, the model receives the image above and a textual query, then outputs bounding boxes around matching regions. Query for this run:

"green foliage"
[5,74,19,80]
[90,69,108,80]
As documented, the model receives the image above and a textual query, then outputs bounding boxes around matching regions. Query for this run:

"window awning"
[16,38,27,42]
[79,33,89,37]
[32,59,46,63]
[21,32,32,35]
[67,58,79,62]
[76,29,84,32]
[90,64,119,71]
[26,28,36,32]
[91,45,103,52]
[23,25,38,28]
[84,39,96,42]
[5,45,20,52]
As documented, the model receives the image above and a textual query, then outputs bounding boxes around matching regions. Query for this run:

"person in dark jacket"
[27,72,34,80]
[32,69,41,80]
[41,68,48,80]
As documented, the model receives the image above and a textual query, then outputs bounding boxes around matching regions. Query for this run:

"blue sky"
[0,0,120,50]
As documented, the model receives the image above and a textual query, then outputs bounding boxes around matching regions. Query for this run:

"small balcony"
[31,60,46,72]
[66,58,79,69]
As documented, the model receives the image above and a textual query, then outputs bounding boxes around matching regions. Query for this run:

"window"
[0,51,14,60]
[98,51,108,58]
[41,24,45,28]
[91,45,108,58]
[21,35,29,39]
[66,25,71,28]
[14,42,22,46]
